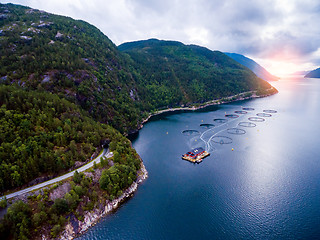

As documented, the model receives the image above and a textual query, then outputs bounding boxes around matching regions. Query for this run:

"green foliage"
[0,197,7,209]
[0,3,141,133]
[0,85,119,192]
[0,200,32,239]
[50,224,61,238]
[73,171,84,184]
[64,191,79,210]
[100,164,137,196]
[51,198,69,215]
[32,211,47,227]
[73,185,86,197]
[119,39,273,110]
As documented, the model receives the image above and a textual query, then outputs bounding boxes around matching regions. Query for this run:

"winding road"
[2,149,113,200]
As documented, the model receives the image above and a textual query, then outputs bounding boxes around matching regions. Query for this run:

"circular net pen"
[211,136,233,145]
[200,123,215,129]
[225,114,239,118]
[238,122,257,127]
[214,118,228,123]
[263,109,277,113]
[182,130,200,136]
[248,117,265,122]
[235,110,248,114]
[256,113,272,117]
[242,107,255,111]
[227,128,246,135]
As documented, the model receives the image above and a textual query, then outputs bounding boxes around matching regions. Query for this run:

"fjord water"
[79,77,320,239]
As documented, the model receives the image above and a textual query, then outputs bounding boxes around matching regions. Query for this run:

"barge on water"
[182,147,210,163]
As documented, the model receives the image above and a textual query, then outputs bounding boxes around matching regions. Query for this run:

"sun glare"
[255,58,315,77]
[264,61,299,77]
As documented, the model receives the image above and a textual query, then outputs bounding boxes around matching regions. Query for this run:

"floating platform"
[182,147,210,163]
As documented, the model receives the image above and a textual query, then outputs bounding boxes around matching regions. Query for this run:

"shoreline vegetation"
[0,159,148,240]
[140,87,278,128]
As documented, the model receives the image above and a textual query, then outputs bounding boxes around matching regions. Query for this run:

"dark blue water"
[78,77,320,239]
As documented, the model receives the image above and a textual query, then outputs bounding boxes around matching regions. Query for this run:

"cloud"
[2,0,320,73]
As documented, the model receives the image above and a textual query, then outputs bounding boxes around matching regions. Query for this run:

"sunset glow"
[257,59,309,77]
[255,50,319,77]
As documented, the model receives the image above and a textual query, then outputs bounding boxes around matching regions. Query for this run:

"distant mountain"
[291,70,311,76]
[224,53,279,81]
[305,68,320,78]
[119,39,276,108]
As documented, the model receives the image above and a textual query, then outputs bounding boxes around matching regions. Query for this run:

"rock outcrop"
[58,163,148,240]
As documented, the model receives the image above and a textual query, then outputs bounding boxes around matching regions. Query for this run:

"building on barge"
[182,147,210,163]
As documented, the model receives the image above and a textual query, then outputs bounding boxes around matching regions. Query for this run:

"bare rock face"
[55,31,63,38]
[49,182,71,201]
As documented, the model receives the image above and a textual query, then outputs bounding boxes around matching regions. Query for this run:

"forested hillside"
[0,3,142,133]
[225,52,279,81]
[120,39,275,109]
[0,85,141,192]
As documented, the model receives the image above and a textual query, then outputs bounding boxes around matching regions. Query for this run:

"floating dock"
[182,147,210,163]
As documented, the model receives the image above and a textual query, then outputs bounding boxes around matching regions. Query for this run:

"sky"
[2,0,320,76]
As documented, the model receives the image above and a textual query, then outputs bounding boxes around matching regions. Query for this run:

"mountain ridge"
[304,67,320,78]
[224,52,279,81]
[119,39,276,109]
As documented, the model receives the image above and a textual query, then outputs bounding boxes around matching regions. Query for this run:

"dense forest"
[0,85,142,239]
[0,85,122,191]
[0,3,142,133]
[119,39,275,109]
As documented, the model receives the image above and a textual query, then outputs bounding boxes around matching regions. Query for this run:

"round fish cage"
[182,130,200,136]
[211,136,233,144]
[238,122,257,127]
[227,128,246,135]
[263,109,277,113]
[235,110,248,114]
[256,113,272,117]
[225,114,239,118]
[200,123,215,129]
[242,107,255,111]
[214,118,228,123]
[248,117,265,122]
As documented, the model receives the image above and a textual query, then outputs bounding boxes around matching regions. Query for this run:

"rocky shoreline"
[57,162,148,240]
[139,88,278,128]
